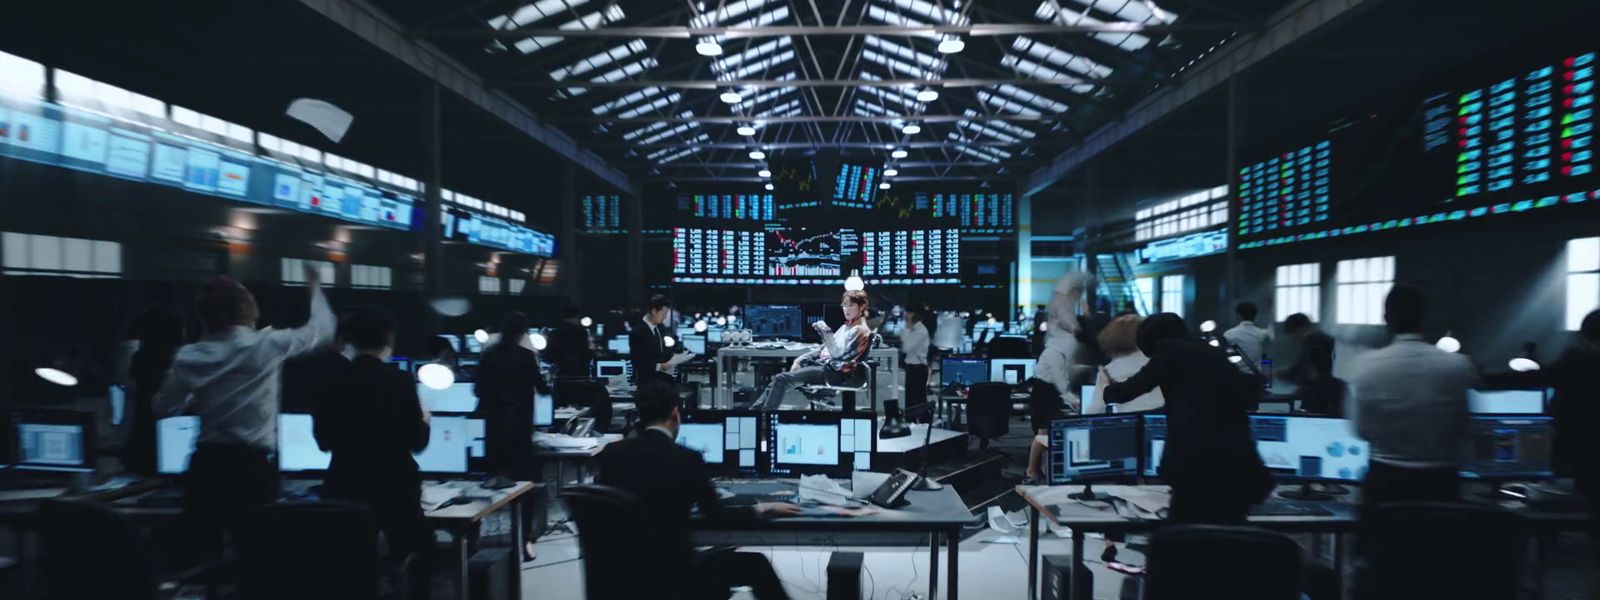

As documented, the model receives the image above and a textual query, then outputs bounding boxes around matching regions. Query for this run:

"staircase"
[1095,253,1149,315]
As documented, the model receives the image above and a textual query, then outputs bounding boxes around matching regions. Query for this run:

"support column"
[625,192,643,305]
[560,163,581,305]
[1082,162,1101,309]
[1224,77,1243,308]
[1016,190,1034,312]
[423,82,444,296]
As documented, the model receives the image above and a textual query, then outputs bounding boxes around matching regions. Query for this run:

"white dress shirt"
[1222,321,1273,373]
[1034,340,1077,408]
[1086,351,1166,414]
[155,287,335,451]
[1348,333,1479,467]
[900,322,930,366]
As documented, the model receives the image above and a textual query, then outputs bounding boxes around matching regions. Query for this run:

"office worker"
[630,294,676,387]
[312,308,432,564]
[597,383,799,600]
[548,306,594,378]
[1548,309,1600,581]
[474,311,551,562]
[1101,313,1271,524]
[1085,315,1165,414]
[1223,301,1272,377]
[154,267,335,557]
[900,307,931,416]
[124,303,186,476]
[1025,334,1079,484]
[1283,312,1343,415]
[279,311,357,414]
[756,290,873,411]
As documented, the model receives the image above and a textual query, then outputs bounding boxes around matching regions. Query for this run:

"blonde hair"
[1098,314,1142,357]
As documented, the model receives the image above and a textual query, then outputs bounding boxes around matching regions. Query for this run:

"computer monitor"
[1462,415,1554,480]
[676,326,696,342]
[1467,388,1545,414]
[595,360,630,384]
[1248,414,1369,483]
[388,356,411,372]
[763,411,876,477]
[682,334,707,355]
[109,384,126,426]
[940,357,989,392]
[278,413,332,473]
[607,337,630,354]
[746,304,803,339]
[678,410,762,476]
[534,392,555,428]
[989,358,1037,385]
[464,335,483,354]
[707,328,725,344]
[12,410,94,473]
[156,416,200,475]
[417,382,478,414]
[438,334,462,353]
[411,415,486,476]
[1143,414,1168,477]
[1047,414,1142,485]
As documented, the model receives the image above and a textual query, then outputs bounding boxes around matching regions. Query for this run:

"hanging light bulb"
[580,316,593,327]
[879,182,891,190]
[844,269,865,291]
[1208,339,1221,347]
[891,149,908,159]
[1200,320,1217,333]
[737,125,756,136]
[758,169,771,178]
[749,150,767,160]
[915,89,940,102]
[696,41,724,56]
[1228,355,1244,364]
[694,320,708,333]
[473,329,490,344]
[34,367,78,387]
[765,183,774,191]
[1435,335,1461,353]
[418,363,456,390]
[1509,357,1541,372]
[720,91,742,104]
[937,37,966,54]
[901,123,922,135]
[883,168,898,177]
[530,333,548,351]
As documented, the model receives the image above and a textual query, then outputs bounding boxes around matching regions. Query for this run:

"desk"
[693,471,974,599]
[533,433,623,494]
[715,346,899,409]
[1015,484,1359,600]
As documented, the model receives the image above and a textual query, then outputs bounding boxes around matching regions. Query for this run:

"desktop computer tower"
[1041,554,1093,600]
[826,552,864,600]
[469,548,517,600]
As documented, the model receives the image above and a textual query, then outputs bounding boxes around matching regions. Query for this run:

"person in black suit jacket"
[281,312,356,414]
[597,383,800,600]
[1102,313,1273,524]
[629,294,676,387]
[474,311,552,561]
[547,306,594,378]
[312,308,432,560]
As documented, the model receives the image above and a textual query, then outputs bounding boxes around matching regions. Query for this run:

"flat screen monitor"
[1248,414,1370,483]
[156,416,200,475]
[746,304,803,339]
[278,413,332,473]
[595,360,630,384]
[12,410,94,473]
[534,392,554,428]
[418,383,478,414]
[411,415,486,476]
[941,357,989,392]
[388,357,411,372]
[1047,414,1142,485]
[438,334,462,353]
[1461,415,1554,480]
[607,337,630,354]
[679,410,762,476]
[764,411,875,477]
[109,384,126,426]
[1467,389,1545,414]
[464,335,483,354]
[989,358,1037,385]
[1080,385,1097,407]
[682,334,707,355]
[1143,414,1168,477]
[707,328,725,343]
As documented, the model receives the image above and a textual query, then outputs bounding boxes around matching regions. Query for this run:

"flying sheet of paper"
[286,98,353,143]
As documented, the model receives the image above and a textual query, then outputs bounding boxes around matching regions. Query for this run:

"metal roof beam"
[505,76,1125,88]
[428,22,1257,39]
[568,114,1061,123]
[589,140,1041,149]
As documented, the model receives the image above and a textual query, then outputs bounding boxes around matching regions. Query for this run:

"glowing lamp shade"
[937,38,965,54]
[530,333,548,351]
[1038,322,1049,332]
[580,316,594,327]
[879,182,891,190]
[1435,336,1461,353]
[1228,355,1244,364]
[883,168,899,177]
[844,269,865,291]
[749,150,766,160]
[1208,339,1221,347]
[758,169,771,178]
[765,183,775,191]
[694,320,708,333]
[35,367,78,387]
[901,123,922,135]
[737,125,756,136]
[418,363,456,390]
[473,329,490,344]
[715,316,728,326]
[1199,320,1217,333]
[890,149,908,159]
[695,41,723,56]
[720,91,742,104]
[664,336,677,348]
[915,89,940,102]
[1509,357,1541,372]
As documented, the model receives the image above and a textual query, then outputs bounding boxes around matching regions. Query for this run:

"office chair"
[966,382,1014,450]
[1144,525,1303,600]
[34,498,221,600]
[233,500,412,600]
[1363,502,1526,600]
[986,336,1033,359]
[561,485,656,599]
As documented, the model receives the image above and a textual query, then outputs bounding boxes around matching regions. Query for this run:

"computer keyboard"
[1251,500,1333,517]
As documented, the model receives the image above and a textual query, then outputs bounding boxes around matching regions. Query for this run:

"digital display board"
[677,193,776,221]
[581,194,622,232]
[860,228,959,284]
[832,162,881,209]
[925,192,1015,233]
[443,209,556,256]
[672,226,958,285]
[1236,141,1331,237]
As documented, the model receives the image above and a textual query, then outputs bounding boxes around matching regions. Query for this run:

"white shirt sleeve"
[266,284,336,357]
[900,324,929,364]
[822,324,864,358]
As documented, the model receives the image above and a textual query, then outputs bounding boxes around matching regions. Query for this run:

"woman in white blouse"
[1083,315,1165,414]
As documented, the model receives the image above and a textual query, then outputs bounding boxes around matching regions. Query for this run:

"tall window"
[1160,274,1186,318]
[1135,276,1156,315]
[508,278,527,295]
[281,258,335,286]
[351,264,392,290]
[478,276,503,295]
[1567,237,1600,331]
[1335,256,1395,325]
[1274,263,1321,323]
[2,232,121,278]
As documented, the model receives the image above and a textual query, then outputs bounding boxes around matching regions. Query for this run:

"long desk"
[715,346,900,409]
[693,471,974,600]
[533,433,623,494]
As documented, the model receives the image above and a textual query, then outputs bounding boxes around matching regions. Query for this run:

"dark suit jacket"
[1286,330,1336,384]
[628,318,672,386]
[595,429,758,572]
[474,343,551,476]
[1104,339,1271,501]
[313,355,430,498]
[1549,345,1600,493]
[548,320,593,378]
[280,349,351,414]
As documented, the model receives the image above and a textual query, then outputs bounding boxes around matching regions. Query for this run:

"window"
[1135,185,1229,242]
[479,276,503,295]
[1335,256,1395,325]
[1135,276,1156,315]
[508,278,527,295]
[1274,263,1321,323]
[1160,274,1185,318]
[282,258,335,286]
[1567,237,1600,331]
[351,264,391,290]
[2,232,120,278]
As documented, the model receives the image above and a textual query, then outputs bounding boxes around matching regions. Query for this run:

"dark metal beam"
[567,114,1062,123]
[506,76,1118,89]
[630,160,1026,169]
[588,140,1040,149]
[655,175,999,182]
[430,22,1258,39]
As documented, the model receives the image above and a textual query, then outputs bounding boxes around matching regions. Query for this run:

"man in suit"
[1283,313,1343,415]
[280,312,356,414]
[474,311,552,561]
[629,294,676,387]
[597,383,800,599]
[547,306,593,379]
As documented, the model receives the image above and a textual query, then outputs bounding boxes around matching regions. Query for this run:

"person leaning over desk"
[756,290,874,411]
[597,382,801,600]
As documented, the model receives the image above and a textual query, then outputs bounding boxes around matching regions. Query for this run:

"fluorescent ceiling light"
[902,123,922,135]
[938,38,965,54]
[696,41,723,56]
[758,169,772,177]
[737,125,757,136]
[765,183,775,190]
[749,150,767,159]
[915,89,940,102]
[884,169,899,177]
[720,91,742,104]
[879,182,892,190]
[891,149,909,159]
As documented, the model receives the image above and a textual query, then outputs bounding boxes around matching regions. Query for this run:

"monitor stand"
[1067,484,1102,501]
[1277,483,1334,501]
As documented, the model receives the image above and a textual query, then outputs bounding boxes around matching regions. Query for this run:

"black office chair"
[34,498,212,600]
[986,336,1033,359]
[966,382,1013,450]
[1362,502,1526,600]
[1144,525,1303,600]
[562,485,656,599]
[233,500,412,600]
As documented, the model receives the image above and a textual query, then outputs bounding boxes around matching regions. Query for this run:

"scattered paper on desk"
[535,433,600,450]
[420,484,463,510]
[797,474,854,506]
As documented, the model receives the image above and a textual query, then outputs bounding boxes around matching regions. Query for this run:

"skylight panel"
[617,93,681,119]
[713,38,792,75]
[854,100,895,117]
[881,0,969,26]
[496,3,623,55]
[714,6,791,43]
[958,120,1025,144]
[724,51,796,81]
[1011,37,1113,79]
[978,90,1041,117]
[651,146,702,164]
[947,134,1014,158]
[1068,0,1175,24]
[690,0,772,28]
[864,37,946,73]
[0,50,45,98]
[622,120,673,141]
[963,109,1038,138]
[638,123,703,146]
[861,49,940,81]
[589,58,658,84]
[741,85,797,110]
[865,5,937,37]
[487,0,592,30]
[1000,55,1097,95]
[1034,2,1151,52]
[992,84,1070,114]
[756,99,802,117]
[550,40,647,82]
[856,85,920,109]
[592,86,668,116]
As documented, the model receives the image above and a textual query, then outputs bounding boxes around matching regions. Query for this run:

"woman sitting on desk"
[756,290,873,411]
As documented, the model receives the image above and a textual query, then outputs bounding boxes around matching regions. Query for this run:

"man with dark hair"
[630,294,676,387]
[1349,284,1477,515]
[547,306,593,378]
[474,311,552,561]
[156,267,334,557]
[280,311,358,414]
[1223,301,1272,377]
[757,290,874,410]
[597,383,799,599]
[313,308,433,578]
[1282,312,1341,415]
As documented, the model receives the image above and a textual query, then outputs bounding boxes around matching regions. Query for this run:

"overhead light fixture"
[473,329,490,344]
[1228,354,1244,364]
[737,125,757,136]
[580,316,593,327]
[664,336,677,348]
[891,149,908,159]
[879,182,891,190]
[34,367,78,387]
[1039,322,1049,332]
[749,150,766,160]
[844,269,865,291]
[758,169,772,178]
[902,123,922,135]
[883,168,899,177]
[937,38,966,54]
[1509,357,1541,372]
[694,320,708,333]
[1208,339,1221,347]
[720,91,742,104]
[1200,320,1217,333]
[418,363,456,390]
[765,183,774,191]
[716,316,728,326]
[1435,334,1461,353]
[695,41,724,56]
[915,89,940,102]
[530,333,548,351]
